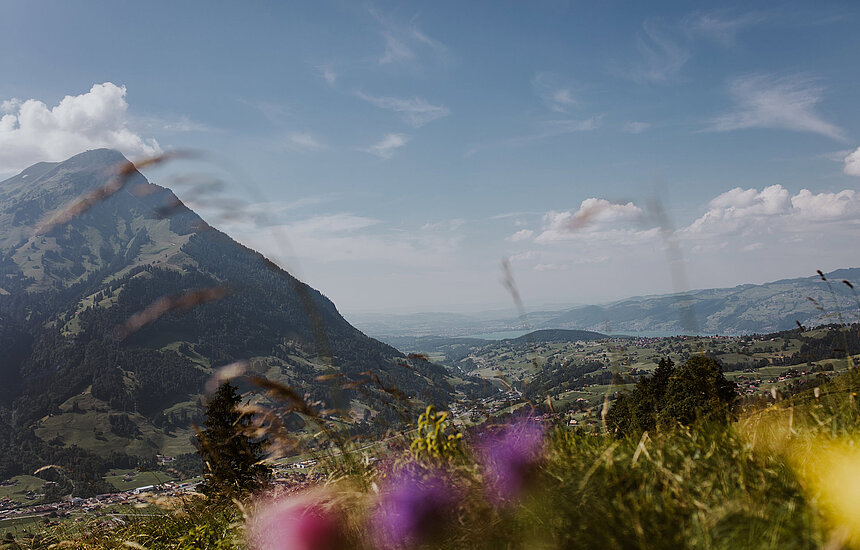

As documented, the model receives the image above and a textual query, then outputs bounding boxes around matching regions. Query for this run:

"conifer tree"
[198,381,270,497]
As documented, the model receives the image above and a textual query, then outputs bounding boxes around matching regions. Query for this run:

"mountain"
[349,308,569,339]
[0,150,471,492]
[542,269,860,335]
[505,329,607,345]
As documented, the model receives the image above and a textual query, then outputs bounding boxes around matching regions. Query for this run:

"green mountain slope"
[0,150,467,489]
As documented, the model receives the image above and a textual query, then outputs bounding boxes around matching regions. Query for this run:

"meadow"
[2,331,858,549]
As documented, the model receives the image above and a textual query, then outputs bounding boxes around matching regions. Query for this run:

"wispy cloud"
[467,117,601,155]
[708,74,845,141]
[135,114,213,133]
[627,18,691,83]
[239,98,291,124]
[491,211,538,221]
[532,72,577,112]
[623,121,651,134]
[682,10,765,46]
[379,33,415,65]
[369,9,449,68]
[363,133,409,159]
[283,132,326,152]
[508,229,534,242]
[621,11,764,84]
[317,65,337,86]
[356,92,450,127]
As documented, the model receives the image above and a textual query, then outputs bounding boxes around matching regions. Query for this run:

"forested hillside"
[0,150,473,493]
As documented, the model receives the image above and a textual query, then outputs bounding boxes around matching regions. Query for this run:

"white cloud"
[709,74,845,141]
[508,251,538,263]
[363,133,409,159]
[421,218,465,231]
[682,11,764,46]
[516,183,859,302]
[508,229,534,242]
[552,90,575,109]
[532,73,577,112]
[318,65,337,85]
[535,198,643,243]
[0,82,161,175]
[684,184,860,237]
[356,92,450,127]
[628,19,691,83]
[370,9,448,68]
[491,211,538,221]
[791,189,859,220]
[379,33,416,65]
[284,132,326,152]
[709,184,790,214]
[623,121,651,134]
[529,186,860,251]
[845,147,860,176]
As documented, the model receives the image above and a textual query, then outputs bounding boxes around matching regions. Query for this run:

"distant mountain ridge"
[541,269,860,335]
[357,271,860,340]
[506,329,607,344]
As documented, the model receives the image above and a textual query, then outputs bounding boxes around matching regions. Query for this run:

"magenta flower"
[248,494,345,550]
[372,469,455,549]
[478,419,545,504]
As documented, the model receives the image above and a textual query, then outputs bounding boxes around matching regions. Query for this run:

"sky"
[1,1,859,314]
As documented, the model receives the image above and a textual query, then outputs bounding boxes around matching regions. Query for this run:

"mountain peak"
[0,149,465,473]
[59,148,130,169]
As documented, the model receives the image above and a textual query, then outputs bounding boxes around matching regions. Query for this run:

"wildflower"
[478,418,545,504]
[247,492,345,550]
[792,439,860,545]
[372,469,454,549]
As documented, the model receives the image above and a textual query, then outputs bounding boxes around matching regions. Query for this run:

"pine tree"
[606,356,736,437]
[197,381,270,497]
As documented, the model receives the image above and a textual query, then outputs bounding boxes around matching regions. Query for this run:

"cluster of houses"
[0,481,203,525]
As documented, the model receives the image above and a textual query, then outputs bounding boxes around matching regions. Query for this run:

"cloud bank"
[507,185,860,275]
[0,82,161,175]
[845,147,860,176]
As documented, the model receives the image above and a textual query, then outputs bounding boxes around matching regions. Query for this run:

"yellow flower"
[793,439,860,544]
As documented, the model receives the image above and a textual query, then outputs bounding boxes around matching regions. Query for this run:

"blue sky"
[1,1,859,313]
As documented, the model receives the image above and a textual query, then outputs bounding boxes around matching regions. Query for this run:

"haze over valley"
[1,2,860,548]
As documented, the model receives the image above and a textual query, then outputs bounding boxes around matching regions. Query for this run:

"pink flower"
[478,419,545,504]
[248,493,345,550]
[372,469,455,549]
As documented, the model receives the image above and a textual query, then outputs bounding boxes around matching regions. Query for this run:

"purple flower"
[478,419,545,504]
[248,493,345,550]
[372,469,455,549]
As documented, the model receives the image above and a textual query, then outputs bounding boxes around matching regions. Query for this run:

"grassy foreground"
[9,368,860,549]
